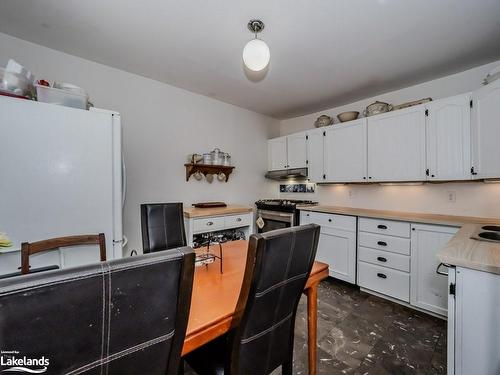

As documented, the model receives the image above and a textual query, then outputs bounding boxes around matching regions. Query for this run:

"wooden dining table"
[182,240,329,375]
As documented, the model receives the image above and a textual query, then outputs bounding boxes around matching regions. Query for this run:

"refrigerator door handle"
[121,154,127,209]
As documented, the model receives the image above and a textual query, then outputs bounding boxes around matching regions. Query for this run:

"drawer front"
[193,216,225,233]
[358,261,410,302]
[225,213,252,229]
[307,211,356,231]
[359,217,410,238]
[358,232,410,255]
[358,246,410,272]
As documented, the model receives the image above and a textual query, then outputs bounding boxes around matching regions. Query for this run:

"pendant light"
[243,20,270,72]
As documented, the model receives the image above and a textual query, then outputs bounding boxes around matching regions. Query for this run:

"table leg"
[306,283,318,375]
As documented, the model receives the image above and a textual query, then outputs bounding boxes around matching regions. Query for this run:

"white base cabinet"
[448,267,500,375]
[410,224,458,316]
[300,211,357,283]
[356,217,458,316]
[184,212,253,247]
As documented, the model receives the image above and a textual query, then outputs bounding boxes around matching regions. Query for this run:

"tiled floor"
[185,278,447,375]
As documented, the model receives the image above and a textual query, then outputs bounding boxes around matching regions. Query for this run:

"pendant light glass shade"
[243,38,270,72]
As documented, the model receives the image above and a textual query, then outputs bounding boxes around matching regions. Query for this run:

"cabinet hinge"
[449,283,456,296]
[306,135,308,140]
[425,109,429,116]
[470,99,473,109]
[425,168,430,176]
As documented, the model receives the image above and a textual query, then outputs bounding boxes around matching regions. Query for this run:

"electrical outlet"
[447,191,456,203]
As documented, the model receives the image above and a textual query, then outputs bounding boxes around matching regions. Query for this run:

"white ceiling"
[1,0,500,119]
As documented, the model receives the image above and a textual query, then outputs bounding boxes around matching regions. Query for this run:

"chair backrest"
[141,203,187,253]
[229,224,320,375]
[0,247,195,375]
[21,233,106,275]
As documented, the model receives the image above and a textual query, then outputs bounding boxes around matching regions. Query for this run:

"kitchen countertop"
[438,224,500,275]
[297,205,500,226]
[299,204,500,274]
[183,205,253,219]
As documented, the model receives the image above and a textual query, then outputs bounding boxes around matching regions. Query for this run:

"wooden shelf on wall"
[184,163,235,182]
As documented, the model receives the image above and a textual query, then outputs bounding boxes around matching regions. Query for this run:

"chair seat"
[185,334,227,375]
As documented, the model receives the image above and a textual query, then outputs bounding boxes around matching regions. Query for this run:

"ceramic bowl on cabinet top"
[337,111,360,123]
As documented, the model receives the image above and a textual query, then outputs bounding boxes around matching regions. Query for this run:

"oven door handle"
[257,210,294,222]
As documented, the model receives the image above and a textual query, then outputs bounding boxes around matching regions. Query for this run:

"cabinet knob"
[377,225,387,230]
[363,177,367,180]
[328,219,332,222]
[206,221,213,226]
[377,241,387,246]
[368,177,372,179]
[377,257,387,262]
[236,218,242,222]
[377,273,387,279]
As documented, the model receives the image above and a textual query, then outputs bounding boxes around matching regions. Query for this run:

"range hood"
[265,167,308,180]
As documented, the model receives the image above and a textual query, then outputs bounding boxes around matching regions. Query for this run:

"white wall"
[279,61,500,219]
[0,33,280,254]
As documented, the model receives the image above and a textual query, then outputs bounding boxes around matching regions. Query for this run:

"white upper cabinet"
[324,118,367,182]
[425,94,472,181]
[367,105,426,182]
[471,79,500,179]
[306,128,325,182]
[268,136,288,171]
[286,131,308,168]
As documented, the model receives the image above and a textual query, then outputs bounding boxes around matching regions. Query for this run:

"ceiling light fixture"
[243,20,270,72]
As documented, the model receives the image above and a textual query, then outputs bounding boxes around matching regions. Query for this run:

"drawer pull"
[377,256,387,262]
[377,225,388,230]
[377,273,387,279]
[377,241,387,246]
[206,221,214,226]
[236,218,242,222]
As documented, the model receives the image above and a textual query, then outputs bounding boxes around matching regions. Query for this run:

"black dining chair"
[184,223,321,375]
[141,203,187,253]
[0,246,195,375]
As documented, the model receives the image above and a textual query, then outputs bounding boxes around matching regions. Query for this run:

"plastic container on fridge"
[35,84,88,109]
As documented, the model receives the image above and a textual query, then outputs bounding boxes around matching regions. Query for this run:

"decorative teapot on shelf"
[314,115,334,128]
[363,101,393,117]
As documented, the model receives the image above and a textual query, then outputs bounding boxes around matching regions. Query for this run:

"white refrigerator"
[0,96,124,276]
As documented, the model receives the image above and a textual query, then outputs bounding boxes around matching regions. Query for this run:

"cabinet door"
[267,136,288,171]
[287,132,307,168]
[455,267,500,375]
[316,226,356,284]
[324,119,367,182]
[426,94,472,181]
[471,79,500,179]
[410,223,458,316]
[306,128,325,182]
[367,106,426,181]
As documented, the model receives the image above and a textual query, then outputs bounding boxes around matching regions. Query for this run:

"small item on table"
[0,232,13,248]
[37,79,50,87]
[192,202,227,208]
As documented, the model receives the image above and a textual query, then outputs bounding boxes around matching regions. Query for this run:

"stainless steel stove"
[255,199,318,233]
